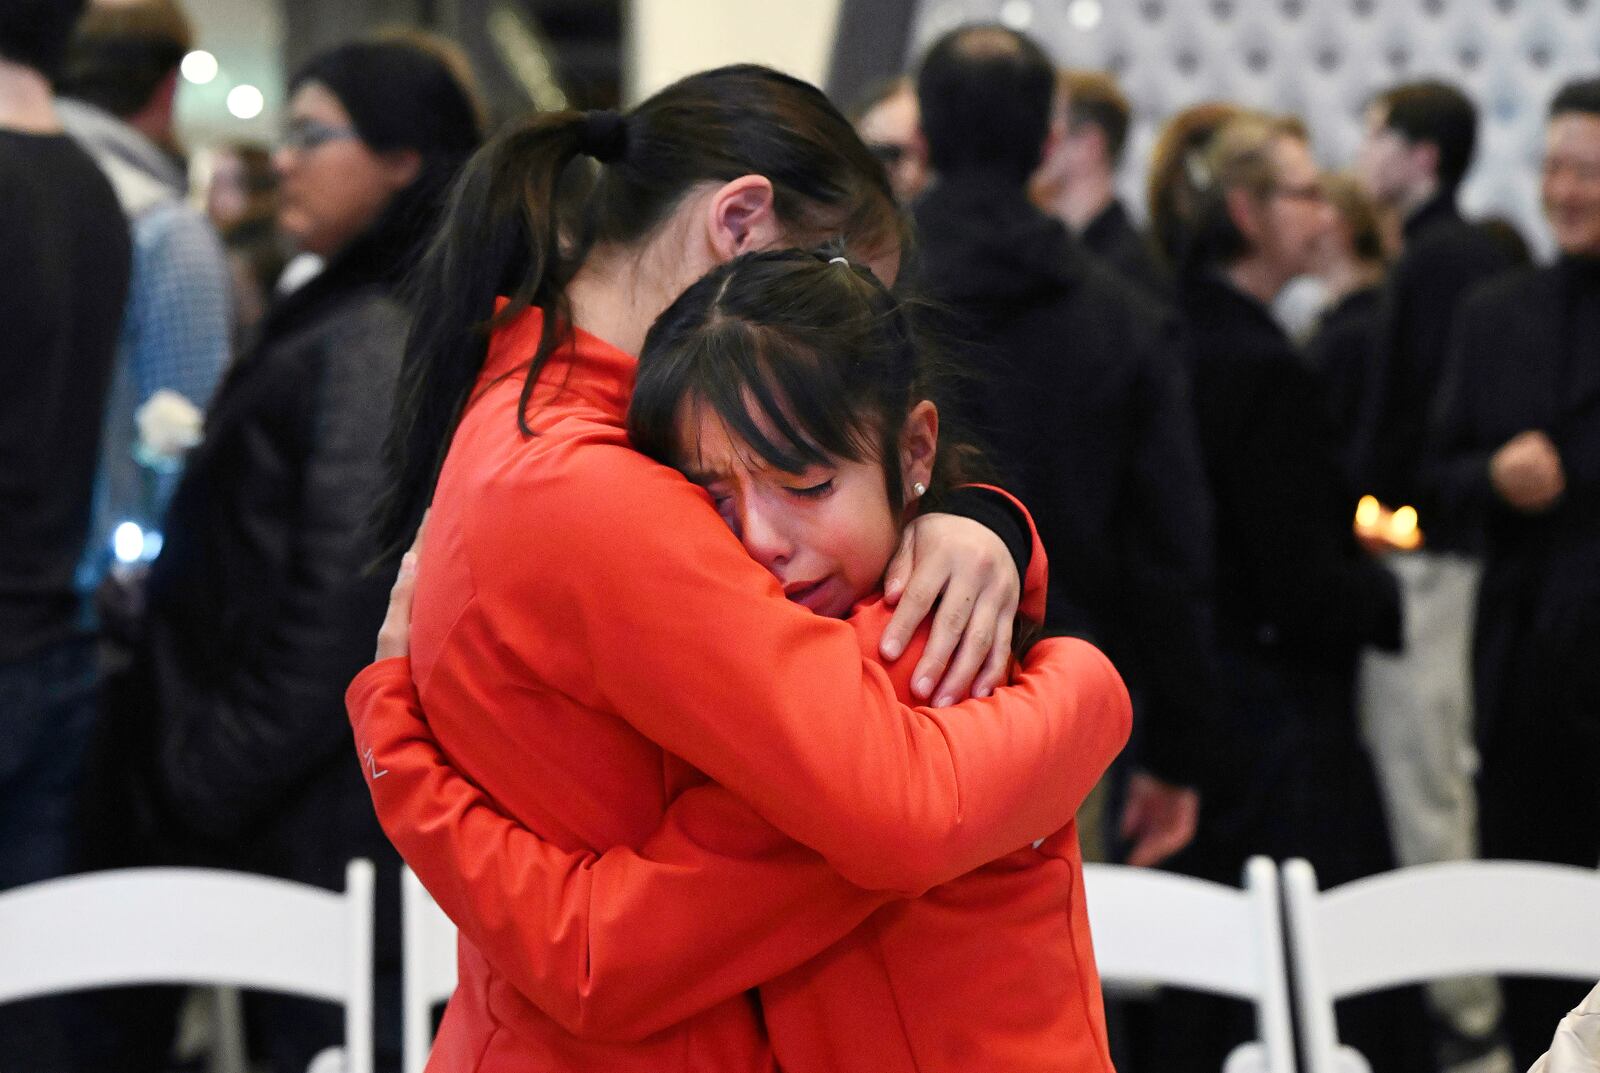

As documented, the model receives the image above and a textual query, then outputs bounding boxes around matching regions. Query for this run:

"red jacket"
[347,309,1131,1070]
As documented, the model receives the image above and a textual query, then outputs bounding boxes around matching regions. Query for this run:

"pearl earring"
[912,481,928,498]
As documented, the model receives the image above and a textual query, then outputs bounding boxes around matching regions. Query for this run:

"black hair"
[57,0,190,117]
[0,0,85,79]
[289,37,484,257]
[1374,80,1478,194]
[375,63,904,560]
[1551,77,1600,119]
[917,23,1055,183]
[628,249,975,513]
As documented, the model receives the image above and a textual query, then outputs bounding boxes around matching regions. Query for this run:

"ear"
[705,175,781,263]
[1412,141,1441,185]
[1225,185,1265,244]
[378,147,424,193]
[899,400,940,505]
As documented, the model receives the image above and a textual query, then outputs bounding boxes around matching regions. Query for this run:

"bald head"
[916,23,1055,183]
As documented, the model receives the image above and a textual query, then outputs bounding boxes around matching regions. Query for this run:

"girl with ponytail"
[350,65,1130,1071]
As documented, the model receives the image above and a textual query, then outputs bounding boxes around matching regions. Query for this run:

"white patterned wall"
[907,0,1600,256]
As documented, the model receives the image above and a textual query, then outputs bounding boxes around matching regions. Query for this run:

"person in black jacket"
[1304,172,1388,473]
[0,1,131,1067]
[94,36,482,1073]
[1347,83,1515,1065]
[1432,78,1600,1069]
[1031,68,1170,299]
[1145,106,1417,1073]
[913,25,1216,873]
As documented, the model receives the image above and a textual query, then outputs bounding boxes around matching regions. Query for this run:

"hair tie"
[1184,150,1213,192]
[829,256,850,266]
[578,109,627,164]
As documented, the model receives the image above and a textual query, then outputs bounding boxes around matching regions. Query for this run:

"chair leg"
[210,986,249,1073]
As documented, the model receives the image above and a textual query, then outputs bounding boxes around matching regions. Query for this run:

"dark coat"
[913,173,1216,786]
[1432,259,1600,819]
[1080,198,1171,302]
[1353,194,1512,545]
[1171,270,1400,888]
[1304,284,1382,478]
[138,213,412,888]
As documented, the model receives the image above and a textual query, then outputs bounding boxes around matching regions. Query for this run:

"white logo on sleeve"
[363,746,388,780]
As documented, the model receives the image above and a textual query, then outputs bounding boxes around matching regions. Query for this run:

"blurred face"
[676,398,936,618]
[1357,105,1426,207]
[206,150,249,231]
[857,86,928,205]
[1542,112,1600,256]
[1255,136,1337,282]
[274,81,418,258]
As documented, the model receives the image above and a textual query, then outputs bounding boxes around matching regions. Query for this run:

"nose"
[736,498,793,571]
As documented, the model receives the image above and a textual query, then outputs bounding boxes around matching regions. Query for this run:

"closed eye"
[788,478,835,499]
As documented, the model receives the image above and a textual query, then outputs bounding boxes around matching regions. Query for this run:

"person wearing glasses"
[1142,108,1417,1073]
[98,35,483,1073]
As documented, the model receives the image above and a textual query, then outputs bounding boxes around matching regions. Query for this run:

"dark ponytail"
[374,64,903,560]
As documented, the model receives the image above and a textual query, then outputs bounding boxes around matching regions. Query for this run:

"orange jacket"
[347,308,1131,1071]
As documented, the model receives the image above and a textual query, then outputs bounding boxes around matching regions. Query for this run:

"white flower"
[135,388,203,466]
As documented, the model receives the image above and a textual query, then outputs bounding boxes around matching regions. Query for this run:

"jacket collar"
[55,98,187,197]
[1402,190,1461,243]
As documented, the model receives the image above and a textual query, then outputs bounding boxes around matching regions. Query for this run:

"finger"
[1125,835,1162,869]
[884,567,949,670]
[882,526,915,606]
[412,508,430,555]
[971,613,1014,699]
[375,551,419,661]
[922,577,982,705]
[933,584,1006,704]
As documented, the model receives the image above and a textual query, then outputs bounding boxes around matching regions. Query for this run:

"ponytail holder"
[829,256,850,267]
[579,109,627,164]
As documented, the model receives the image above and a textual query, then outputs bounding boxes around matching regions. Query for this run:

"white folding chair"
[1282,858,1600,1073]
[0,860,375,1073]
[402,866,458,1073]
[1084,856,1295,1073]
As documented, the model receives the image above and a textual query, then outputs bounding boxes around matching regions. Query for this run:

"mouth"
[782,578,833,613]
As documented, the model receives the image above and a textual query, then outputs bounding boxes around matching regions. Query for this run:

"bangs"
[631,318,882,475]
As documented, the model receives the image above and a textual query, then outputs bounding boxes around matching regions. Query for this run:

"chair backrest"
[1083,857,1296,1073]
[1282,858,1600,1073]
[402,866,458,1073]
[0,860,374,1073]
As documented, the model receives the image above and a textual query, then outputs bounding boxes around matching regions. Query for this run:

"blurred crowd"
[1,1,1597,1071]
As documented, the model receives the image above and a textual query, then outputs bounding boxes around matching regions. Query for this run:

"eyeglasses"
[281,120,360,153]
[1272,182,1330,204]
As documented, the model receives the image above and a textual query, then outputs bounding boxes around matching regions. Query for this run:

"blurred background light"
[226,84,265,119]
[181,49,219,84]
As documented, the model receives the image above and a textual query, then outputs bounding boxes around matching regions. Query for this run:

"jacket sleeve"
[1426,289,1501,523]
[345,518,1126,1040]
[465,458,1131,894]
[348,660,893,1042]
[1118,325,1218,787]
[160,304,406,841]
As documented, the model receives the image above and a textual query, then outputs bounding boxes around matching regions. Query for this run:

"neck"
[1396,177,1441,225]
[566,243,684,357]
[0,60,59,133]
[1318,258,1385,306]
[1225,255,1290,306]
[1044,170,1116,231]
